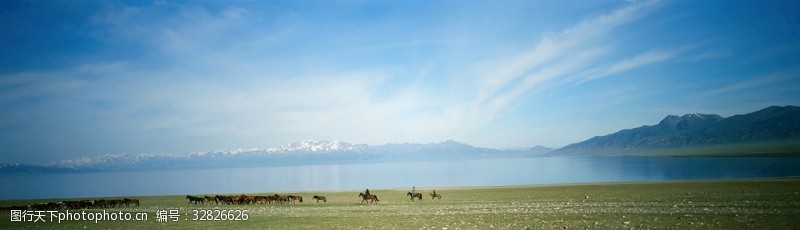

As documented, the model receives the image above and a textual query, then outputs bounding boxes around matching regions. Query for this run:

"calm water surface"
[2,157,800,199]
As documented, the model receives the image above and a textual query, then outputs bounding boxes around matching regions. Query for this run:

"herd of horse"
[185,194,316,205]
[0,198,139,211]
[1,190,443,211]
[186,191,441,205]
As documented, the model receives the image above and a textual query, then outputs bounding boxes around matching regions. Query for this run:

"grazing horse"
[430,192,442,200]
[186,195,204,205]
[313,195,327,203]
[358,192,379,204]
[407,192,423,201]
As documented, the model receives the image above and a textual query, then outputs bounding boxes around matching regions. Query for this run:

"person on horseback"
[365,188,370,197]
[433,189,436,197]
[412,186,416,197]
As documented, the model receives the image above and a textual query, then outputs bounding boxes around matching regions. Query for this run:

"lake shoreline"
[3,176,800,201]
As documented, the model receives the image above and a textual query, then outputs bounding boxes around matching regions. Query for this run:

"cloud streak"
[457,1,662,130]
[701,68,800,97]
[577,49,678,84]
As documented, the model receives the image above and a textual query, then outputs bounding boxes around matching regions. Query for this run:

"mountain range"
[0,140,551,174]
[549,105,800,156]
[2,105,797,174]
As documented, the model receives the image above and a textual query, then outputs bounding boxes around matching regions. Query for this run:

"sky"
[1,0,800,164]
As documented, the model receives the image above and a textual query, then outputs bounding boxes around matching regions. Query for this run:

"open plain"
[2,178,799,229]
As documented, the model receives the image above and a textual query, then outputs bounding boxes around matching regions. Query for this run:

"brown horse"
[254,196,270,204]
[358,192,379,204]
[204,196,216,205]
[186,195,204,205]
[266,194,280,204]
[407,192,423,201]
[430,192,442,200]
[313,195,327,203]
[275,194,290,204]
[240,194,255,205]
[288,195,303,203]
[230,195,241,204]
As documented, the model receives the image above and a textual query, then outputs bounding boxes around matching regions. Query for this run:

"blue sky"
[2,0,799,164]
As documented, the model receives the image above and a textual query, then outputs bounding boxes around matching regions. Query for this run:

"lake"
[2,156,800,200]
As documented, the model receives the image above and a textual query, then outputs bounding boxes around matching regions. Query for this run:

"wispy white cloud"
[691,50,731,61]
[0,62,127,106]
[450,1,661,132]
[606,50,675,73]
[92,2,286,60]
[577,49,678,84]
[701,68,800,97]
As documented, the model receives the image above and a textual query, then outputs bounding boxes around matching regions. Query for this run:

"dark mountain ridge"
[551,105,800,156]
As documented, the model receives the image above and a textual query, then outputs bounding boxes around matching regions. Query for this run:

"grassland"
[2,178,800,229]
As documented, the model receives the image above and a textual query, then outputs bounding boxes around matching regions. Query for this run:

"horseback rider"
[433,189,436,197]
[412,186,416,197]
[365,188,370,196]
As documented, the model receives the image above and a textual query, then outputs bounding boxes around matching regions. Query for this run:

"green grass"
[2,178,800,229]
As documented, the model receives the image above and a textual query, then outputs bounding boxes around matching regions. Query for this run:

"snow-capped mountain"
[2,140,540,173]
[266,140,368,153]
[53,153,167,168]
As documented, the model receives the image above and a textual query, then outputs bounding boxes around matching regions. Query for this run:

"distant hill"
[528,145,555,155]
[550,105,800,156]
[1,140,549,174]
